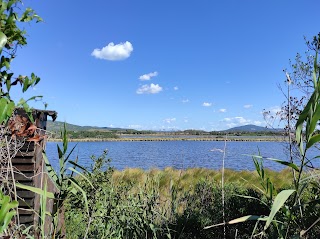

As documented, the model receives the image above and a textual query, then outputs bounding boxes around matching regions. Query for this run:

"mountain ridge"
[224,124,282,132]
[47,121,282,133]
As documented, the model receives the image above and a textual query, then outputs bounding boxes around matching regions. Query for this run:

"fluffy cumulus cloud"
[202,102,212,107]
[262,106,282,120]
[91,41,133,61]
[222,116,264,128]
[182,99,189,103]
[139,71,158,81]
[244,104,253,109]
[163,118,176,123]
[219,108,227,113]
[173,86,179,91]
[136,83,163,94]
[264,106,281,114]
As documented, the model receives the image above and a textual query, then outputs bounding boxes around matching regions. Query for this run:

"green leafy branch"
[0,0,43,124]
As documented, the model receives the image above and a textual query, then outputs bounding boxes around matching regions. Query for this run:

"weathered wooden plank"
[15,190,35,199]
[12,172,34,182]
[19,215,34,224]
[11,157,34,164]
[20,142,35,151]
[18,208,34,215]
[13,164,34,172]
[18,198,34,207]
[16,151,35,157]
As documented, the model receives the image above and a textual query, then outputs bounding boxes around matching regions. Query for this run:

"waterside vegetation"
[2,0,320,238]
[64,152,320,238]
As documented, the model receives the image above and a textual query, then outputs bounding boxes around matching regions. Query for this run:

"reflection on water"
[45,141,320,172]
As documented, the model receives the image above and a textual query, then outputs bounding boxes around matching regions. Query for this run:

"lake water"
[44,141,320,172]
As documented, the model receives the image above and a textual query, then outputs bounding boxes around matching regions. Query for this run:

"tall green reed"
[205,48,320,238]
[16,123,92,238]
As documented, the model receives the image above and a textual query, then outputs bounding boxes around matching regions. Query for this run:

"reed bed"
[66,166,303,238]
[112,167,294,197]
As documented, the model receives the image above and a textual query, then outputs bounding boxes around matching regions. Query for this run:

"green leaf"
[63,123,68,153]
[42,152,59,187]
[68,178,89,215]
[0,211,16,233]
[0,31,8,53]
[264,189,295,230]
[68,167,93,188]
[0,2,7,12]
[63,144,77,165]
[68,160,90,174]
[246,155,299,172]
[25,95,43,102]
[0,98,15,124]
[234,194,268,207]
[22,76,30,92]
[4,58,10,69]
[6,0,15,10]
[39,177,48,239]
[15,183,55,199]
[0,195,9,221]
[313,52,318,88]
[0,194,18,233]
[20,8,33,22]
[306,134,320,149]
[295,92,315,151]
[308,104,320,139]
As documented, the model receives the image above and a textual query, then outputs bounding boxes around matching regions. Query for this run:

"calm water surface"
[45,141,320,171]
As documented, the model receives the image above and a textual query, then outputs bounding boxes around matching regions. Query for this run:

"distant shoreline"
[48,136,287,142]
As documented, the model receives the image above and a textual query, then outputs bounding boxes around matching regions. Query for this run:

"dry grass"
[112,167,294,197]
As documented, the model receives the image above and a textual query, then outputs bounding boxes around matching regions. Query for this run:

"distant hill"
[225,124,282,132]
[46,121,282,134]
[46,121,127,132]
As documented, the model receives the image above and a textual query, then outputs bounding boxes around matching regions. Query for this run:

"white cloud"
[91,41,133,61]
[139,71,158,81]
[202,102,212,107]
[173,86,179,91]
[163,118,176,123]
[253,121,263,126]
[136,83,163,94]
[159,125,179,130]
[182,99,189,103]
[262,106,282,119]
[234,116,248,124]
[219,108,227,113]
[128,124,143,129]
[244,104,253,109]
[268,106,281,114]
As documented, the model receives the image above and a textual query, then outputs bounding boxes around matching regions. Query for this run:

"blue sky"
[11,0,320,131]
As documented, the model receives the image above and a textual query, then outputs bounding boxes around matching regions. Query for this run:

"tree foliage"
[0,0,43,124]
[264,33,320,132]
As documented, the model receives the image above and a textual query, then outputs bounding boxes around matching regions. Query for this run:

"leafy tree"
[0,0,45,236]
[264,33,320,133]
[0,0,43,124]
